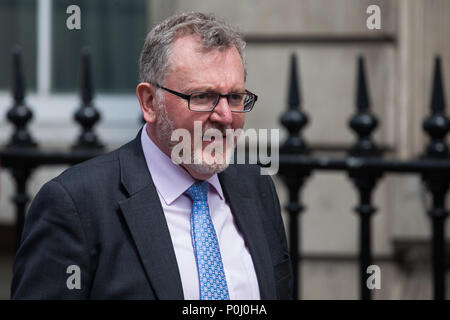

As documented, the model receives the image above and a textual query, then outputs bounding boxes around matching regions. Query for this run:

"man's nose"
[210,96,233,125]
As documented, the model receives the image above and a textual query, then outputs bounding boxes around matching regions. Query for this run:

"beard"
[154,99,236,177]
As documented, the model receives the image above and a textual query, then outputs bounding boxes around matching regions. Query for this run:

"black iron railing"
[1,46,448,300]
[277,53,449,300]
[0,47,106,251]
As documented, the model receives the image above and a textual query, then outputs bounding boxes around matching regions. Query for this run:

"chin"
[188,149,233,177]
[188,162,230,177]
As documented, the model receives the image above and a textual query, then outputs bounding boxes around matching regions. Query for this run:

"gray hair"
[139,12,246,85]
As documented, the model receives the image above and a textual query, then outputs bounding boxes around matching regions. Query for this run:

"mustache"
[202,124,232,137]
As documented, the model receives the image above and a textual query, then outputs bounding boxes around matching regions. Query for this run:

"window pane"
[0,0,37,91]
[52,0,147,93]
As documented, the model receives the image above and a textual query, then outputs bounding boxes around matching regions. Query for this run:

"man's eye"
[192,93,216,103]
[229,94,244,103]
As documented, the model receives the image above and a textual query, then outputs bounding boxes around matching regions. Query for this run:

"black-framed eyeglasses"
[153,83,257,113]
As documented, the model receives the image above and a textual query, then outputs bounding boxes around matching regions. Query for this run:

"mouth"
[202,134,226,142]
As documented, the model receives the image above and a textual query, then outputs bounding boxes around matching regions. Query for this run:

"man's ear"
[136,82,158,123]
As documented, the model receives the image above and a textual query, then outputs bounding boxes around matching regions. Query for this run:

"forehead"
[166,35,245,90]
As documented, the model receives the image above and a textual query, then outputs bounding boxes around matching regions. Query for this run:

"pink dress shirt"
[140,125,260,300]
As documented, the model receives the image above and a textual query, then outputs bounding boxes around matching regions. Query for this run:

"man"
[11,12,293,300]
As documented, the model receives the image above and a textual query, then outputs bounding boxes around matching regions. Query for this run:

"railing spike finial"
[356,55,370,111]
[80,47,93,104]
[349,55,380,157]
[431,55,446,112]
[423,55,450,158]
[73,46,104,150]
[12,45,25,104]
[280,53,309,154]
[7,46,37,148]
[288,53,301,110]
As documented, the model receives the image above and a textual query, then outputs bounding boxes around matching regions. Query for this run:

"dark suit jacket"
[11,131,293,299]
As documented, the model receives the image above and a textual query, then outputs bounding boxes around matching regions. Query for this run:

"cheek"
[181,114,210,134]
[165,106,193,130]
[232,114,245,129]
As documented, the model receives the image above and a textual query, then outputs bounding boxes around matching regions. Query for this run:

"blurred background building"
[0,0,449,299]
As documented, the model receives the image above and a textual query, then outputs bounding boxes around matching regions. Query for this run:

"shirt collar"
[140,124,224,205]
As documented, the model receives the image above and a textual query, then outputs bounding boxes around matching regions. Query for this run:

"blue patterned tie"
[185,181,230,300]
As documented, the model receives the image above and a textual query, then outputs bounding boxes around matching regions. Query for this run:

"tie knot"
[185,181,209,202]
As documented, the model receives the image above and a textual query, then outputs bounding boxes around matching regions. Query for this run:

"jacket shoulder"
[53,138,138,191]
[56,149,120,185]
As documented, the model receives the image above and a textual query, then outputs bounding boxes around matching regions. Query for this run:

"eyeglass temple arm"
[154,83,191,100]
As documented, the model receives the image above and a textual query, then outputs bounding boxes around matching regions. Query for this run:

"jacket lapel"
[219,167,277,299]
[118,133,184,299]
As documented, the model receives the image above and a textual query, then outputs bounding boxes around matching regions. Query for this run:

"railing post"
[421,56,449,300]
[11,167,33,251]
[6,47,37,251]
[73,47,104,150]
[279,53,310,299]
[347,56,382,300]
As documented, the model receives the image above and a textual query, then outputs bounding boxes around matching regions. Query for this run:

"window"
[0,0,147,93]
[0,0,148,145]
[52,0,147,93]
[0,0,37,90]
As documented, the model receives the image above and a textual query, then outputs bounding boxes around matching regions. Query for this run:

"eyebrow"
[180,84,245,93]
